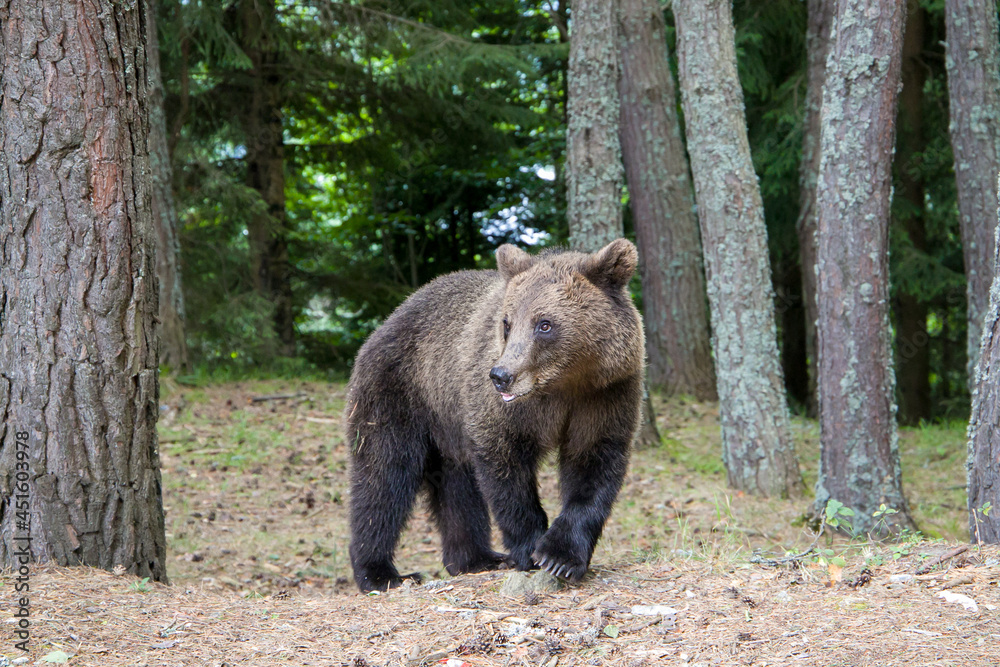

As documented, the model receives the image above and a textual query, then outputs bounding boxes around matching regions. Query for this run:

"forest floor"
[2,379,998,667]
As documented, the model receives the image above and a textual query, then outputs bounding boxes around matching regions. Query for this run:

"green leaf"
[603,624,619,638]
[831,556,847,567]
[41,651,72,664]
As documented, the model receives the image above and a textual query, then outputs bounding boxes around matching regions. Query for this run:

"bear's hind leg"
[349,428,426,592]
[426,454,507,575]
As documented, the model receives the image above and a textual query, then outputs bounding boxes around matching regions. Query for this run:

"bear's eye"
[536,320,552,334]
[502,317,510,339]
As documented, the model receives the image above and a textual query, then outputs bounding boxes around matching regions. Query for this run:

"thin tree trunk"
[967,175,1000,543]
[0,0,168,580]
[894,1,931,425]
[796,0,834,416]
[241,0,295,356]
[618,0,716,401]
[566,0,623,251]
[944,0,1000,379]
[814,0,913,533]
[675,0,802,498]
[147,0,189,371]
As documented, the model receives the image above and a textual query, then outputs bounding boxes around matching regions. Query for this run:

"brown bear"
[345,238,645,592]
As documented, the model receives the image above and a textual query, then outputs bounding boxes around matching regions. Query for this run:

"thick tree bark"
[894,2,931,425]
[240,0,295,356]
[967,175,1000,543]
[618,0,716,400]
[814,0,913,533]
[945,0,1000,378]
[0,0,168,580]
[566,0,624,251]
[796,0,834,416]
[675,0,802,498]
[147,0,189,371]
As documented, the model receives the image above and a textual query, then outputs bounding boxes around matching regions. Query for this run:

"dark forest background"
[161,0,966,423]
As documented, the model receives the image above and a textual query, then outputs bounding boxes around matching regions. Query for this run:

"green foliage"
[160,0,566,369]
[823,499,855,533]
[159,0,973,421]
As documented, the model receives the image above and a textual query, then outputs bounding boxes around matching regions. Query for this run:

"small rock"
[774,590,793,603]
[499,571,560,597]
[631,605,677,616]
[889,574,913,584]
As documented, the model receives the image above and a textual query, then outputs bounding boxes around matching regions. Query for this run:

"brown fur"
[346,239,645,591]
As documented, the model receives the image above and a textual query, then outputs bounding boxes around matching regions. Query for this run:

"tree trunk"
[894,1,931,425]
[967,175,1000,543]
[241,0,295,356]
[566,0,623,251]
[814,0,913,533]
[674,0,802,498]
[944,0,1000,379]
[147,0,189,371]
[796,0,834,416]
[0,0,168,580]
[618,0,716,401]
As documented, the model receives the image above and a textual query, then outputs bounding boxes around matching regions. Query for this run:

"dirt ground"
[1,380,997,666]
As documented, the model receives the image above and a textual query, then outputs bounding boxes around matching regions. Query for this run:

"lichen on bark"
[674,0,802,498]
[813,0,912,534]
[566,0,624,251]
[944,0,1000,378]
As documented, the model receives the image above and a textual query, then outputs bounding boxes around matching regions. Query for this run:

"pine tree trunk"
[967,175,1000,543]
[147,0,189,371]
[618,0,716,401]
[814,0,913,533]
[566,0,623,251]
[944,0,1000,378]
[894,1,931,425]
[796,0,834,416]
[0,0,168,580]
[241,0,295,356]
[675,0,802,498]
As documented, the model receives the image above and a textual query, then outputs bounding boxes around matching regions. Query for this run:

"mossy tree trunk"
[814,0,913,533]
[618,0,716,401]
[566,0,623,251]
[239,0,295,356]
[796,0,834,417]
[894,1,931,425]
[674,0,802,498]
[0,0,168,580]
[148,0,189,372]
[944,0,1000,379]
[967,176,1000,543]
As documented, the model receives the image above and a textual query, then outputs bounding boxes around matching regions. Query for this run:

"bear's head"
[489,238,644,402]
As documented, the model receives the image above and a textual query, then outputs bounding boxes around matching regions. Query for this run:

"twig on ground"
[250,392,308,403]
[939,575,974,590]
[915,545,968,575]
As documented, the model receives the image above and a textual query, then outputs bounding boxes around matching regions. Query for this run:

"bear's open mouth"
[501,392,516,402]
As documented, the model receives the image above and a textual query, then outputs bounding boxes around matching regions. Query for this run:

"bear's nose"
[489,366,515,393]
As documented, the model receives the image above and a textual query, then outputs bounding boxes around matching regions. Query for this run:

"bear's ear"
[496,244,534,281]
[584,238,638,289]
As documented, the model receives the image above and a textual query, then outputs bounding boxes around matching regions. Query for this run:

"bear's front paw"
[532,530,588,582]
